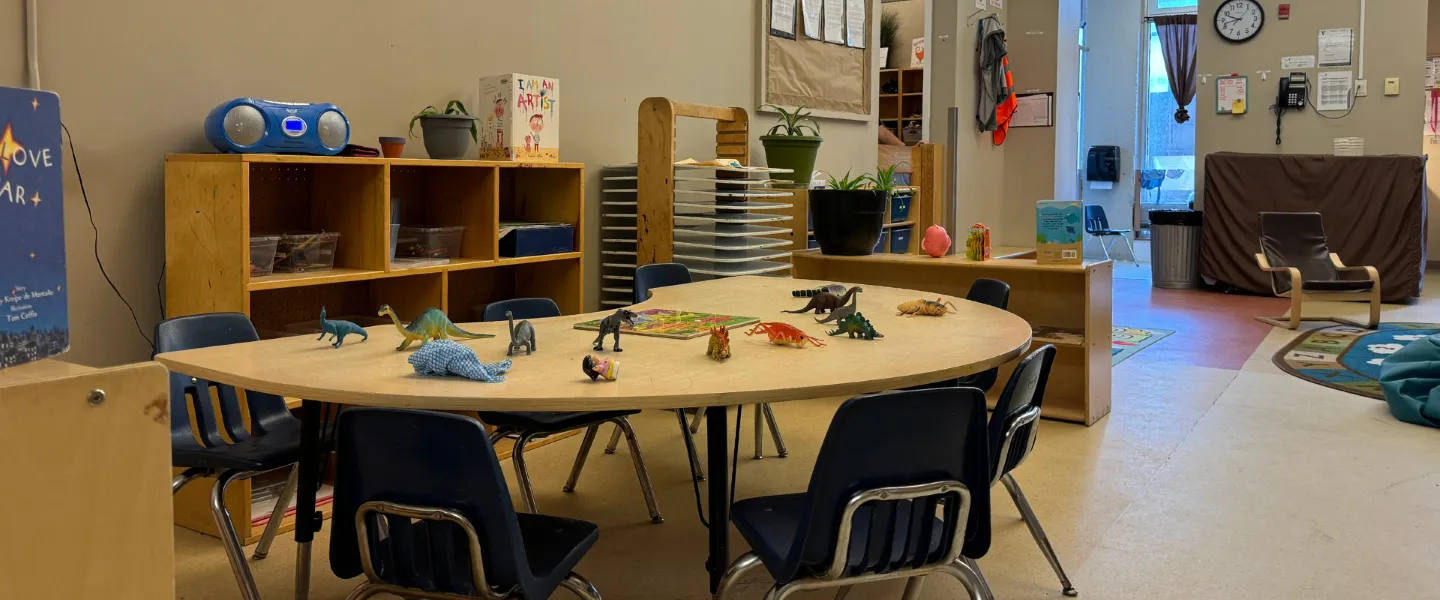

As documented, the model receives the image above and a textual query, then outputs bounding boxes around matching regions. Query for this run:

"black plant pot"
[810,189,886,256]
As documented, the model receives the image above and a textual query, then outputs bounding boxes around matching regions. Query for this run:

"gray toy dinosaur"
[593,309,637,352]
[814,288,862,324]
[318,307,368,348]
[506,311,536,356]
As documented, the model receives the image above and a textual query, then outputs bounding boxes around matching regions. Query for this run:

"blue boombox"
[205,98,350,155]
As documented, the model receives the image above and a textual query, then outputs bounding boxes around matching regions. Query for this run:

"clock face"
[1214,0,1264,43]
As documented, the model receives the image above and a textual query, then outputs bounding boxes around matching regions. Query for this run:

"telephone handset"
[1279,72,1307,109]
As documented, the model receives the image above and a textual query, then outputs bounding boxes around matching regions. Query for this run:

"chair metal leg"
[960,557,995,600]
[563,425,601,493]
[1120,234,1137,264]
[210,469,262,600]
[511,434,539,513]
[604,423,623,455]
[715,550,766,600]
[252,464,299,560]
[489,429,509,445]
[559,571,604,600]
[901,576,925,600]
[753,404,765,460]
[1002,472,1077,596]
[676,409,706,481]
[342,581,386,600]
[690,407,705,433]
[945,557,993,600]
[1097,236,1113,260]
[762,403,789,458]
[614,417,664,523]
[171,466,207,495]
[833,585,853,600]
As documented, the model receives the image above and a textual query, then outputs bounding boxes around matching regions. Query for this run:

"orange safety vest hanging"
[993,56,1018,146]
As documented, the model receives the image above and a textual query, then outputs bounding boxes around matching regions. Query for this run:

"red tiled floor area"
[1112,278,1288,370]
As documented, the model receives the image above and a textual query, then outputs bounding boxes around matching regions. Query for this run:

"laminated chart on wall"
[800,0,821,39]
[1427,58,1440,89]
[1216,75,1248,114]
[823,0,845,44]
[1316,71,1352,112]
[1318,28,1353,67]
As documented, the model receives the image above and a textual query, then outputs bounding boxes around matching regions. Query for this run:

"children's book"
[0,86,67,368]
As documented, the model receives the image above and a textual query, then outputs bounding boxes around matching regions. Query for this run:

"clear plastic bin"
[396,226,465,259]
[274,232,341,273]
[250,235,281,277]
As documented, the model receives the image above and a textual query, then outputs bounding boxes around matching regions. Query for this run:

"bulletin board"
[758,0,873,121]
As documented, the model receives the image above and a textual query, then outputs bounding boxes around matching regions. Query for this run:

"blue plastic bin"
[890,194,912,222]
[500,224,575,258]
[889,226,912,253]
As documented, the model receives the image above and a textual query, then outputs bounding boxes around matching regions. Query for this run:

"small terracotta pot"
[379,136,406,158]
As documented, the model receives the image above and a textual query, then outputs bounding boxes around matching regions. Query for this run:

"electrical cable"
[62,123,155,352]
[683,405,746,528]
[1271,102,1285,146]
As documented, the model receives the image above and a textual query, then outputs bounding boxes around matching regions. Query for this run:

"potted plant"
[409,100,477,160]
[759,104,823,187]
[809,170,887,256]
[880,9,900,68]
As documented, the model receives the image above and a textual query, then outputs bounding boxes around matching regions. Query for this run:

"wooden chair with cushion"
[1254,211,1380,330]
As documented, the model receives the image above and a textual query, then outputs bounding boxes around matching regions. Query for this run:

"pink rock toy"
[920,225,952,258]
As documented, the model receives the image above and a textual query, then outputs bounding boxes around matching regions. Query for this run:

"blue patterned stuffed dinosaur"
[407,340,512,383]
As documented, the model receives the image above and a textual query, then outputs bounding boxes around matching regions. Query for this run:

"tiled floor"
[173,273,1440,600]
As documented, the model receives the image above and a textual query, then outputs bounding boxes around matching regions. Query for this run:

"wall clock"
[1214,0,1264,43]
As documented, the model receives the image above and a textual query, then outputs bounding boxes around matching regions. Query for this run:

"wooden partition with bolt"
[165,153,587,542]
[793,251,1113,425]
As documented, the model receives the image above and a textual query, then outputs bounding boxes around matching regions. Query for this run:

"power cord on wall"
[62,123,155,352]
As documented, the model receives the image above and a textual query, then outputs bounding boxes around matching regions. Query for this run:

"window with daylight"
[1147,0,1198,16]
[1138,20,1197,234]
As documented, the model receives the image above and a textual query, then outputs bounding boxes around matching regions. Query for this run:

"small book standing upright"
[0,86,68,368]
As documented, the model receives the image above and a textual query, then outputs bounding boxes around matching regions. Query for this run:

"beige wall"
[931,0,1009,234]
[1,0,879,367]
[883,0,925,69]
[1196,0,1427,205]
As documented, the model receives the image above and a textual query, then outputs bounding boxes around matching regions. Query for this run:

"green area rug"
[1273,323,1440,400]
[1112,326,1174,365]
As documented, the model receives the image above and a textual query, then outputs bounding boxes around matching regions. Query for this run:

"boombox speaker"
[205,98,349,155]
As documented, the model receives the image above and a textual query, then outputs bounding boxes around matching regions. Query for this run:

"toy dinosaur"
[815,290,860,324]
[792,284,846,297]
[897,298,960,317]
[746,322,826,348]
[408,340,511,383]
[378,304,495,351]
[783,286,862,315]
[317,307,368,348]
[706,325,731,360]
[827,312,883,340]
[593,309,637,352]
[506,311,536,356]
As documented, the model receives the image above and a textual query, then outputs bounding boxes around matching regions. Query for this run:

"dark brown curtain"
[1154,14,1198,123]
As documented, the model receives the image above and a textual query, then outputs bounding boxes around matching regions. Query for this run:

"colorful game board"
[574,309,759,340]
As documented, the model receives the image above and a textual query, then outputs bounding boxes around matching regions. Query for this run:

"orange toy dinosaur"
[745,322,826,348]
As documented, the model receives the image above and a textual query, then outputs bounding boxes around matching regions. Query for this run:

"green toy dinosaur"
[378,304,495,351]
[826,312,883,340]
[318,307,368,348]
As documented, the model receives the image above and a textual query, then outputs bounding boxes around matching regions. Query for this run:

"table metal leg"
[294,400,324,600]
[706,405,730,594]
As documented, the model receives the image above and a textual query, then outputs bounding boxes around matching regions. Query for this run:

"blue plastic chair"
[477,299,664,524]
[1083,205,1136,262]
[632,262,693,304]
[157,313,303,600]
[715,388,996,600]
[329,408,602,600]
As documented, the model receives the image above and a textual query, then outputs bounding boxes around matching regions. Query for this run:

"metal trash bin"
[1149,209,1203,289]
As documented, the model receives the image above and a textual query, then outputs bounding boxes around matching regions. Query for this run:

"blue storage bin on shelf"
[890,194,912,222]
[873,231,889,254]
[807,235,819,250]
[889,226,912,253]
[499,222,575,258]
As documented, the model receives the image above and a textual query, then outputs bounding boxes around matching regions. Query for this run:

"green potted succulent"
[809,169,887,256]
[410,100,477,160]
[759,104,823,187]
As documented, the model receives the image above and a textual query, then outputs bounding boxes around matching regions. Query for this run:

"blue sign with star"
[0,86,68,368]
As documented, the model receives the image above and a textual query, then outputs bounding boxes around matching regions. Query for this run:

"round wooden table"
[155,276,1032,598]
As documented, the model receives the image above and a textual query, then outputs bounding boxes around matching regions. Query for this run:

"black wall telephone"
[1273,72,1307,145]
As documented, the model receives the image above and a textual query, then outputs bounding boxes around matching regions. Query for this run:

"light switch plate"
[1355,80,1369,96]
[1385,78,1401,95]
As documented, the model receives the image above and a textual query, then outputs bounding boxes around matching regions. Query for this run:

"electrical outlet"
[1355,80,1369,97]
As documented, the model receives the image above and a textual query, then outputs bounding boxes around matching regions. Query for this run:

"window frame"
[1145,0,1198,18]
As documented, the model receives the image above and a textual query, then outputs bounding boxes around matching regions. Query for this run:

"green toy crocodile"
[826,312,883,340]
[318,307,368,348]
[378,304,495,351]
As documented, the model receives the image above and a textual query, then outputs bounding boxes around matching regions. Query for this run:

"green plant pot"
[760,135,823,186]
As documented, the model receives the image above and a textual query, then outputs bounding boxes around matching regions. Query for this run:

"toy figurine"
[792,284,846,297]
[318,307,368,348]
[409,340,512,382]
[921,225,952,258]
[593,309,637,352]
[583,355,619,381]
[783,286,862,315]
[815,290,860,324]
[379,304,495,351]
[506,311,536,356]
[706,325,732,360]
[897,298,960,317]
[826,312,884,340]
[745,322,826,348]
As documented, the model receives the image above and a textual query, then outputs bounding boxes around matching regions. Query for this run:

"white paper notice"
[1318,28,1353,67]
[1281,56,1315,70]
[1012,94,1053,127]
[1089,181,1115,190]
[845,0,866,48]
[991,0,1004,8]
[800,0,821,39]
[1427,58,1440,89]
[823,0,845,44]
[975,0,986,8]
[770,0,796,39]
[1317,71,1353,111]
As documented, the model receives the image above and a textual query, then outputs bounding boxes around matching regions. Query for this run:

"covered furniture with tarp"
[1379,335,1440,428]
[1200,153,1426,302]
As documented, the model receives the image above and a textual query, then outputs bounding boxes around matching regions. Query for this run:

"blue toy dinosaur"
[318,307,368,348]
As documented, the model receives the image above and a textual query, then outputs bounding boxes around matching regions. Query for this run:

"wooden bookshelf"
[879,67,924,145]
[164,153,586,542]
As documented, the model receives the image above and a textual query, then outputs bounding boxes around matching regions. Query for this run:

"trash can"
[1149,209,1203,289]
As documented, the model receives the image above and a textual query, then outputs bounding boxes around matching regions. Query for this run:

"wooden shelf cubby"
[164,153,586,541]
